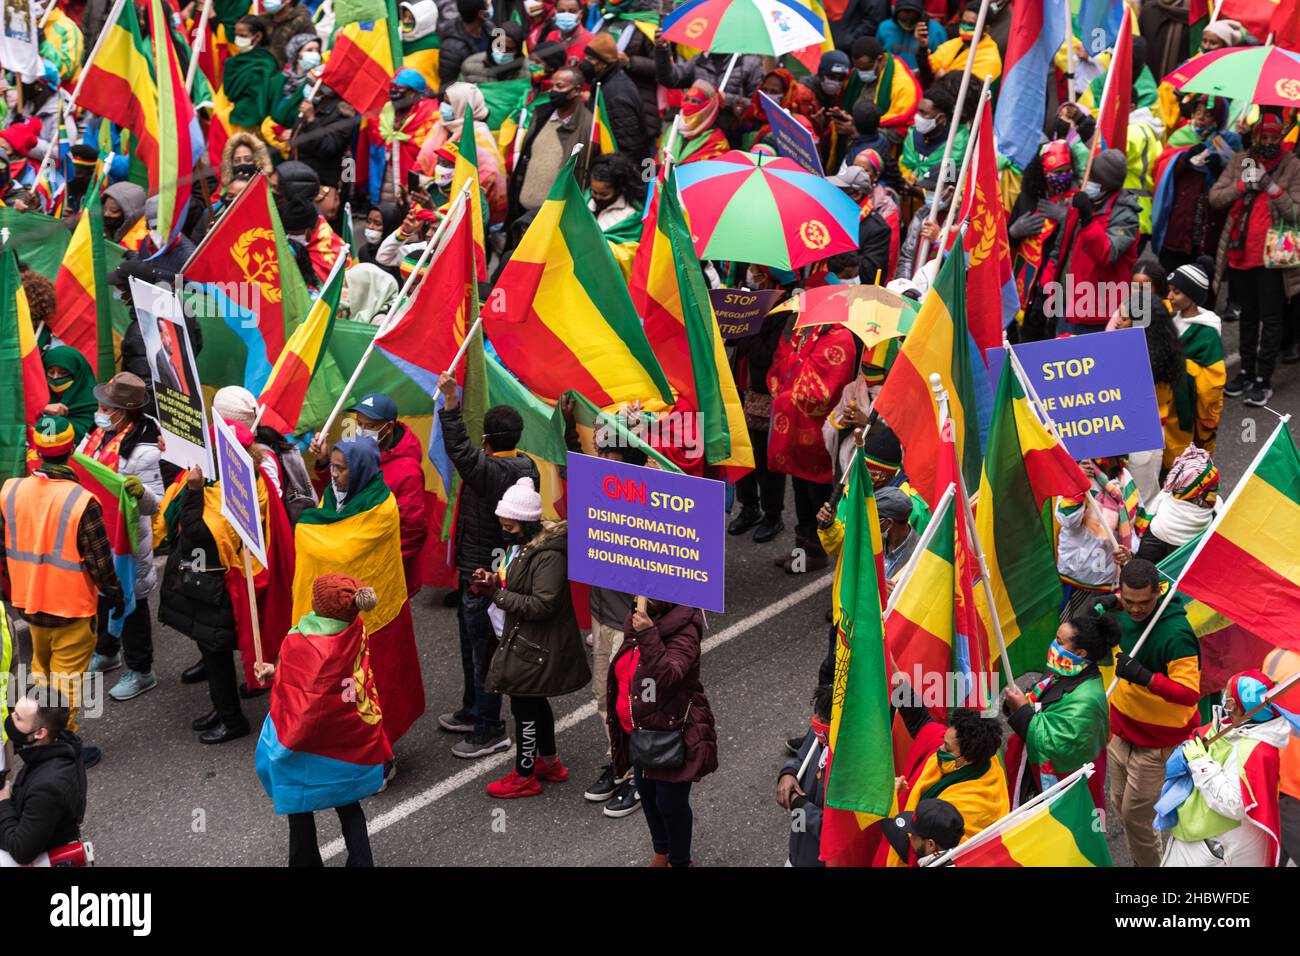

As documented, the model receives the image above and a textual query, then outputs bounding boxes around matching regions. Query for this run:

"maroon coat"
[606,604,718,784]
[379,424,430,597]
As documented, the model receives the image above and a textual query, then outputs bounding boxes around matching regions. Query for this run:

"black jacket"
[0,736,86,865]
[859,211,892,286]
[592,63,650,160]
[829,0,888,48]
[158,484,239,652]
[293,102,360,183]
[438,17,496,90]
[781,730,825,867]
[439,404,540,575]
[594,0,661,142]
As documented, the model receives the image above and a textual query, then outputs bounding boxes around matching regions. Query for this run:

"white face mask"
[234,35,254,51]
[333,484,348,505]
[839,274,861,285]
[356,426,384,441]
[299,50,321,72]
[263,0,283,12]
[915,115,937,135]
[434,165,454,188]
[364,227,383,244]
[94,411,116,431]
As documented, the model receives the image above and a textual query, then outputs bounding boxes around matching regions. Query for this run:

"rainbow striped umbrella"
[674,151,861,270]
[661,0,827,57]
[1164,46,1300,108]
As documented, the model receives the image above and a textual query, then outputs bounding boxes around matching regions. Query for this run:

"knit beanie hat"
[311,573,379,622]
[213,385,258,427]
[495,476,543,522]
[585,33,618,64]
[1168,256,1214,306]
[1090,149,1127,191]
[32,414,75,458]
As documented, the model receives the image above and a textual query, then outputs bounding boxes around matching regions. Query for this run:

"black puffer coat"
[158,485,239,652]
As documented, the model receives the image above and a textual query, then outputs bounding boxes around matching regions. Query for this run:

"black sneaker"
[438,710,475,733]
[584,764,618,802]
[1283,343,1300,365]
[728,507,762,536]
[752,516,784,544]
[1244,379,1274,408]
[81,745,102,769]
[603,779,642,818]
[785,736,804,757]
[1224,370,1253,398]
[451,727,512,759]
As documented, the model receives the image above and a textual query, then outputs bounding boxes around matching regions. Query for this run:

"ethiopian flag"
[449,109,487,279]
[821,443,894,864]
[873,243,990,508]
[0,252,44,481]
[148,0,205,250]
[258,254,346,435]
[1176,421,1300,655]
[976,355,1089,677]
[293,472,425,744]
[319,11,398,116]
[629,165,752,472]
[484,155,673,407]
[950,770,1111,866]
[592,85,618,154]
[70,452,139,638]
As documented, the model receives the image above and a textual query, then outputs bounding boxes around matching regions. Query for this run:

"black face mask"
[103,213,124,233]
[4,714,33,749]
[1255,142,1282,162]
[591,193,617,212]
[232,162,258,180]
[548,88,574,108]
[1053,118,1072,140]
[500,530,523,547]
[578,59,599,82]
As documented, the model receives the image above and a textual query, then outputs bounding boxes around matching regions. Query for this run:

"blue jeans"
[457,575,502,733]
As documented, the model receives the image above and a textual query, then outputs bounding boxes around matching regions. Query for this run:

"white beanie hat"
[495,477,543,522]
[213,385,257,427]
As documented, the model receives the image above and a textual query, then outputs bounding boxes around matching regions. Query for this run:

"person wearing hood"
[223,15,281,130]
[900,82,967,186]
[1157,669,1298,867]
[474,478,590,799]
[1009,140,1079,340]
[82,373,164,703]
[1162,259,1224,462]
[41,345,97,444]
[541,0,591,61]
[461,19,527,84]
[359,203,404,280]
[399,0,442,79]
[0,694,88,865]
[101,181,148,251]
[345,263,400,324]
[417,81,508,224]
[438,0,496,89]
[308,393,430,598]
[738,67,819,146]
[1155,96,1238,274]
[921,0,1001,85]
[264,0,317,67]
[653,37,763,114]
[219,131,274,208]
[875,0,945,70]
[279,32,321,101]
[274,160,345,287]
[579,33,650,160]
[137,195,198,280]
[1210,113,1300,409]
[1087,36,1163,236]
[665,81,731,166]
[1057,148,1140,333]
[366,68,439,205]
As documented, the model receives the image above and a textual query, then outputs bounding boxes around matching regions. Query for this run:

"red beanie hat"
[0,118,41,158]
[311,573,378,622]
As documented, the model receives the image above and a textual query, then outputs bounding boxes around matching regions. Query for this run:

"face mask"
[895,16,917,31]
[232,162,258,181]
[936,748,959,772]
[1083,182,1104,201]
[299,50,321,72]
[839,274,861,285]
[103,213,124,233]
[3,714,33,749]
[390,88,412,106]
[486,2,494,18]
[914,115,937,135]
[591,193,616,212]
[554,11,579,30]
[333,484,348,505]
[401,20,414,35]
[263,0,283,12]
[548,88,574,108]
[578,59,598,82]
[94,411,116,431]
[435,165,455,188]
[47,374,73,394]
[1255,142,1281,161]
[822,78,843,95]
[1195,124,1215,140]
[1044,169,1073,196]
[233,35,254,51]
[440,102,456,122]
[1045,639,1090,677]
[364,227,383,244]
[810,716,830,747]
[356,425,387,442]
[959,25,976,39]
[500,529,523,547]
[492,49,516,65]
[857,69,877,84]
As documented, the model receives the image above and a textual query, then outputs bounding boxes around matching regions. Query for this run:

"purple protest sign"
[758,91,823,176]
[709,287,782,340]
[567,452,725,612]
[213,415,267,567]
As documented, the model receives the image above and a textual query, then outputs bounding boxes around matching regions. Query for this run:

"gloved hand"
[1115,652,1154,687]
[1182,735,1210,763]
[1071,190,1094,226]
[123,475,144,499]
[1008,212,1045,240]
[1241,161,1265,190]
[1037,198,1069,224]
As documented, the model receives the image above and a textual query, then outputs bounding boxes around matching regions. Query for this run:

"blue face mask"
[440,102,456,122]
[298,50,321,72]
[263,0,283,12]
[492,49,516,65]
[554,11,579,31]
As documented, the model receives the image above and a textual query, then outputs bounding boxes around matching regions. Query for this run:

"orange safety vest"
[2,475,98,619]
[1264,648,1300,800]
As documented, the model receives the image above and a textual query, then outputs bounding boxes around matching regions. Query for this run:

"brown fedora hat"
[93,372,149,411]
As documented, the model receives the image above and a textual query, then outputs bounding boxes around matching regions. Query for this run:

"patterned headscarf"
[1163,444,1219,504]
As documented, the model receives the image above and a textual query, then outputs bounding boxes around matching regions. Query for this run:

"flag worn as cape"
[70,452,139,638]
[0,252,42,482]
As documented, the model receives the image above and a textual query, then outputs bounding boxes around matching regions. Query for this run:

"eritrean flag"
[258,254,347,435]
[183,174,314,394]
[256,613,393,815]
[1094,9,1133,153]
[70,452,139,638]
[629,165,752,472]
[484,155,673,407]
[0,251,44,482]
[949,769,1112,866]
[975,354,1089,676]
[873,243,991,510]
[964,103,1017,356]
[993,0,1066,171]
[1175,421,1300,654]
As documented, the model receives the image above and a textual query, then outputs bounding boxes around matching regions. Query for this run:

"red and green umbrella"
[674,151,861,271]
[660,0,827,57]
[1164,45,1300,108]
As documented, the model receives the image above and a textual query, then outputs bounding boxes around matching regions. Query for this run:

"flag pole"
[935,79,992,263]
[912,0,993,275]
[443,197,483,378]
[1204,669,1300,745]
[186,0,213,94]
[70,0,130,107]
[1105,414,1292,698]
[931,373,1016,689]
[883,481,957,620]
[1080,6,1130,188]
[926,762,1094,866]
[1063,0,1076,104]
[317,185,471,439]
[818,419,872,532]
[243,548,265,676]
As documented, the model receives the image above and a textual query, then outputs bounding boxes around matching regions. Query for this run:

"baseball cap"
[349,393,399,422]
[827,166,873,191]
[882,798,965,858]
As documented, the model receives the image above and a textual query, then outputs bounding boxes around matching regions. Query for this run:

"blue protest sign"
[213,415,267,567]
[758,91,823,176]
[986,327,1164,460]
[567,452,725,612]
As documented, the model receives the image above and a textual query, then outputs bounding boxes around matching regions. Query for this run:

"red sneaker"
[486,769,541,799]
[533,757,569,783]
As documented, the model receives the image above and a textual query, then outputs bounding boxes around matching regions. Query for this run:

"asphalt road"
[7,319,1299,868]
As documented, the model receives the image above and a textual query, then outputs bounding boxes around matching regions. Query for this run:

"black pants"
[288,802,373,867]
[1229,266,1287,382]
[1281,794,1300,866]
[817,623,837,688]
[792,478,833,530]
[510,695,555,776]
[200,646,247,730]
[95,594,153,673]
[634,768,694,866]
[735,426,784,518]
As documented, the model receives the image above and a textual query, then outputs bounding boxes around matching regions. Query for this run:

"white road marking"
[321,571,834,860]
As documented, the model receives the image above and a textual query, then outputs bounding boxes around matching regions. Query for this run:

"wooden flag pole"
[935,79,993,263]
[186,0,213,94]
[243,548,265,673]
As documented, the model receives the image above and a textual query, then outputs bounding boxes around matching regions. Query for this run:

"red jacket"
[1062,190,1141,325]
[381,424,431,597]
